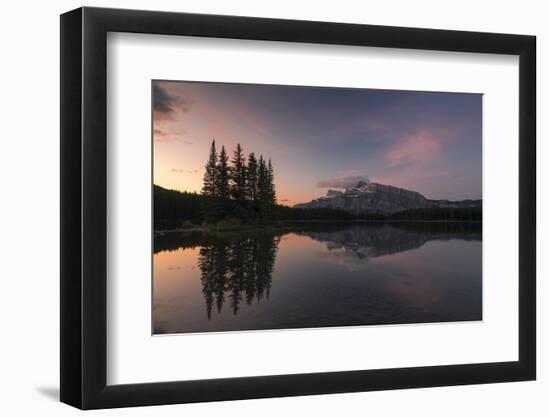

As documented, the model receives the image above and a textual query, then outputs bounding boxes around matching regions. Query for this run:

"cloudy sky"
[153,80,482,207]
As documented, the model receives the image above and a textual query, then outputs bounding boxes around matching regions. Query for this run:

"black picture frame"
[60,6,536,410]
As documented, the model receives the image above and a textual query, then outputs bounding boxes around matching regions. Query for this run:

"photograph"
[152,80,483,335]
[53,3,538,411]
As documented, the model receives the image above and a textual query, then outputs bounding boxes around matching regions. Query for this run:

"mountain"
[296,222,481,260]
[294,181,481,214]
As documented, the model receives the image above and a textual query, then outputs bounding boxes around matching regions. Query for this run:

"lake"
[153,222,482,334]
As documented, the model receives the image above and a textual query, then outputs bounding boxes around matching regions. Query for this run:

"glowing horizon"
[153,80,482,207]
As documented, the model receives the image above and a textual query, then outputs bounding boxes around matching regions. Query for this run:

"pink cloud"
[316,175,369,189]
[386,130,444,168]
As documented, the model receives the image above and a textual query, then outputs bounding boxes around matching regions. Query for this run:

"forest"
[154,186,481,230]
[200,140,277,223]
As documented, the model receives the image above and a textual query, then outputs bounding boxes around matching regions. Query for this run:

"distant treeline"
[389,207,482,221]
[276,206,481,222]
[271,205,387,221]
[154,186,204,229]
[154,185,481,230]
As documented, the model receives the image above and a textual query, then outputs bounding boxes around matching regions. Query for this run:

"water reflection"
[297,222,481,263]
[153,222,482,333]
[197,232,279,318]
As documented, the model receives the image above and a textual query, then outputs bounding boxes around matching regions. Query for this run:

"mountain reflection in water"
[153,222,482,334]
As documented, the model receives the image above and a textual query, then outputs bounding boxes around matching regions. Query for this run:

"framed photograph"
[60,7,536,409]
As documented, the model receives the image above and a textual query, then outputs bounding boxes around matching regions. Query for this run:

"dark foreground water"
[153,222,482,334]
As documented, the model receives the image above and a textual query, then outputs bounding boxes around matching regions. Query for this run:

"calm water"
[153,222,482,334]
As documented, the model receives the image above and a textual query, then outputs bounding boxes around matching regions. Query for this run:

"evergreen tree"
[195,232,280,318]
[230,143,247,200]
[246,152,258,202]
[198,245,216,319]
[267,158,276,204]
[256,156,276,220]
[257,156,268,203]
[201,139,217,196]
[197,141,278,224]
[216,146,230,199]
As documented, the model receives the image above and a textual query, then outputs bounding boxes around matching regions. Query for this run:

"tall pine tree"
[246,152,258,202]
[230,143,247,200]
[267,158,276,204]
[256,156,273,220]
[257,156,268,203]
[216,146,230,199]
[201,139,217,196]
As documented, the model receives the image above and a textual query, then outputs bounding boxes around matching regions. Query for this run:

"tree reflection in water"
[154,222,481,322]
[197,233,280,318]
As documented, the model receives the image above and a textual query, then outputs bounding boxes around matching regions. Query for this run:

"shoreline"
[154,219,482,235]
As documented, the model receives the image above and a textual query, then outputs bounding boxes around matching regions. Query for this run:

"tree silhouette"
[214,244,228,313]
[257,156,267,201]
[246,152,258,203]
[267,158,276,205]
[198,244,217,319]
[230,144,247,201]
[201,139,218,196]
[196,232,280,317]
[215,146,230,199]
[227,240,246,314]
[256,156,273,219]
[197,141,279,223]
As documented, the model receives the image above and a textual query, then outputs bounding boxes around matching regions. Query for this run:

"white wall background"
[0,0,546,415]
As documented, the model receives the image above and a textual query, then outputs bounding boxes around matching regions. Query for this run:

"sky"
[153,80,482,207]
